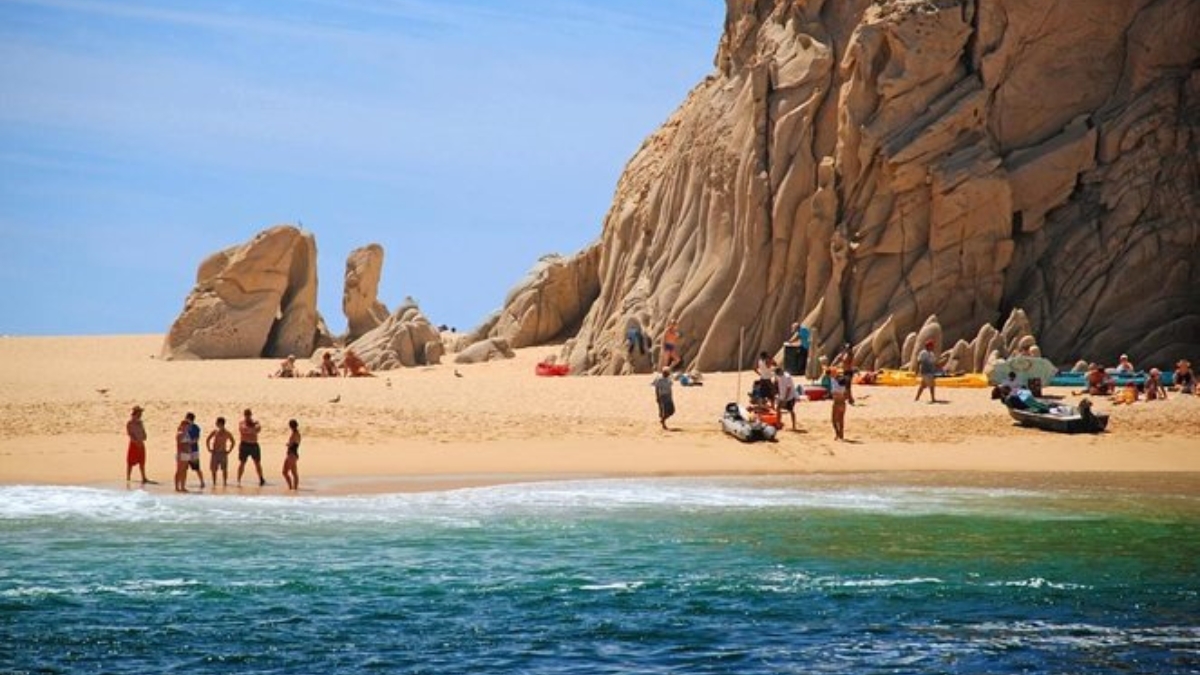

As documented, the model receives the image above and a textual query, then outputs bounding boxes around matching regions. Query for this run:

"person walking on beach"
[237,408,266,487]
[125,405,149,484]
[185,412,205,489]
[206,416,235,488]
[774,367,799,431]
[653,367,676,430]
[282,419,301,491]
[830,373,848,441]
[914,340,940,403]
[174,419,191,493]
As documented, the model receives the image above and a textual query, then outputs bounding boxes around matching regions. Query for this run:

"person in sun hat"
[125,405,149,484]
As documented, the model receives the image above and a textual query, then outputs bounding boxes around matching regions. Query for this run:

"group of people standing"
[125,406,301,492]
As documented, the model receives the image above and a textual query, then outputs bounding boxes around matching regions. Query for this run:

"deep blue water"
[2,476,1198,674]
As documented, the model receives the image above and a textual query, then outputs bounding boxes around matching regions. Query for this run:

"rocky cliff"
[559,0,1200,374]
[162,225,326,360]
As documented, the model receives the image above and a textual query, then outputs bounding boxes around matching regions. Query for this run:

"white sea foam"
[0,478,1178,526]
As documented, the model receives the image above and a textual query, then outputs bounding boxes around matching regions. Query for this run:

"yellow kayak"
[867,369,989,388]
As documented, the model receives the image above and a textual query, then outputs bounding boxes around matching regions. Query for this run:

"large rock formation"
[346,298,443,371]
[162,225,325,360]
[480,246,602,349]
[343,244,389,343]
[560,0,1200,374]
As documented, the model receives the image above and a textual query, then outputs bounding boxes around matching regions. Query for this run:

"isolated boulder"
[485,245,601,349]
[343,244,390,343]
[454,338,516,365]
[162,225,323,359]
[347,298,442,371]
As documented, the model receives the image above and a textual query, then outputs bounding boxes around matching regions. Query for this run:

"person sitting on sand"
[341,349,373,377]
[274,354,297,378]
[1174,360,1194,394]
[1112,381,1139,405]
[1085,363,1113,395]
[1114,353,1135,374]
[319,352,338,377]
[1144,368,1168,401]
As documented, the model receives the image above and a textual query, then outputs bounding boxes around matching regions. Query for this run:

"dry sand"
[1,334,1197,495]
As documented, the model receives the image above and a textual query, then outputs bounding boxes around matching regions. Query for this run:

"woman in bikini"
[282,419,301,491]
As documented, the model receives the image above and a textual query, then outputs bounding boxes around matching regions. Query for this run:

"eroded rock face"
[347,298,443,371]
[162,225,324,360]
[560,0,1199,373]
[343,244,389,343]
[483,246,602,349]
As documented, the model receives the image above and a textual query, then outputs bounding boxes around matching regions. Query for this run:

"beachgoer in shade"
[914,340,940,403]
[774,367,798,431]
[237,408,266,487]
[1173,360,1194,394]
[185,412,204,489]
[1145,368,1168,401]
[341,349,373,377]
[660,320,682,371]
[282,419,301,491]
[625,318,646,355]
[125,405,149,484]
[174,419,191,493]
[830,373,848,441]
[1115,353,1135,373]
[653,367,675,430]
[783,322,811,377]
[206,416,235,487]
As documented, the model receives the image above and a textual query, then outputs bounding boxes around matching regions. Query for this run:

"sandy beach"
[0,334,1197,494]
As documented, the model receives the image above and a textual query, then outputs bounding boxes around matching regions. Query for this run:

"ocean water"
[2,475,1199,674]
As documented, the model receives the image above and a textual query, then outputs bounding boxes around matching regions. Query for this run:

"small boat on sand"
[1006,399,1109,434]
[720,403,777,442]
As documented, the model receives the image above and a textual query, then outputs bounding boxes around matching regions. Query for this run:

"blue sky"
[0,0,724,335]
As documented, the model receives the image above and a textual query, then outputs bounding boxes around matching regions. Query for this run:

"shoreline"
[2,334,1199,496]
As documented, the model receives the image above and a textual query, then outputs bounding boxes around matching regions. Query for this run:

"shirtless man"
[125,406,149,483]
[237,408,266,487]
[660,320,681,371]
[206,416,235,488]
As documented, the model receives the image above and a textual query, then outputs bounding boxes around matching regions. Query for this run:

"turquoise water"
[2,476,1198,674]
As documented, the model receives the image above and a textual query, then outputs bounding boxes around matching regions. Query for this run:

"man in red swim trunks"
[125,405,149,483]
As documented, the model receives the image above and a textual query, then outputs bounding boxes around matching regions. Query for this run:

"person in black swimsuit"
[282,419,301,491]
